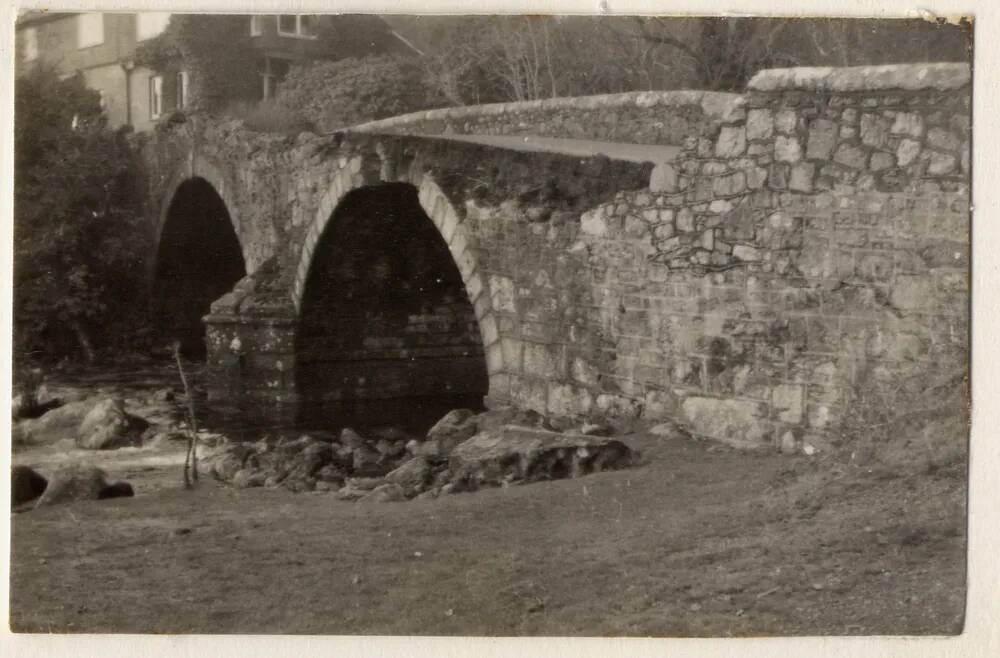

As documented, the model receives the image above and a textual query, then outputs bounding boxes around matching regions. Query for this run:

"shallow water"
[36,358,484,442]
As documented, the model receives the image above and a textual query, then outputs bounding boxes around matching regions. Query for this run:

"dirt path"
[9,432,965,636]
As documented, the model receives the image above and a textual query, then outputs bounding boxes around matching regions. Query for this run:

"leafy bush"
[14,67,148,365]
[223,98,315,136]
[277,55,441,132]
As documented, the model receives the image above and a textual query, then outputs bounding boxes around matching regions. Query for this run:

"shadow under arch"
[295,182,490,433]
[152,176,247,358]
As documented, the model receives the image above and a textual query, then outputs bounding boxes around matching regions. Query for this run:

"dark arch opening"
[153,178,246,359]
[297,183,488,434]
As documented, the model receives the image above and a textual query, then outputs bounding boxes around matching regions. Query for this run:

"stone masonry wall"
[469,63,970,450]
[349,91,744,146]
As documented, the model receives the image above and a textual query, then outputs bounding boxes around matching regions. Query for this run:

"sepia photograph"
[3,2,980,645]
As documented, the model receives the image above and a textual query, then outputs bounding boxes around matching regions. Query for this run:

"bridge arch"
[152,160,247,357]
[291,159,505,414]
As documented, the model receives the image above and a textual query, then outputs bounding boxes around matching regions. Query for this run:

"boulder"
[283,477,316,493]
[385,457,431,495]
[339,428,367,449]
[13,399,96,445]
[649,419,690,440]
[580,422,614,437]
[375,439,406,459]
[412,439,443,460]
[34,465,133,508]
[345,476,387,491]
[12,465,48,508]
[473,407,545,433]
[358,483,406,503]
[315,463,346,485]
[150,388,175,403]
[332,444,356,467]
[335,484,369,501]
[76,399,149,450]
[449,425,637,490]
[284,440,333,480]
[232,469,267,489]
[352,445,383,476]
[208,443,258,481]
[427,409,479,453]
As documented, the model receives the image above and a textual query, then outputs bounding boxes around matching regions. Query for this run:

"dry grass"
[839,362,969,475]
[10,431,966,636]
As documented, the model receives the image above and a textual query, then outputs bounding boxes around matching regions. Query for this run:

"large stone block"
[859,113,889,148]
[681,397,772,447]
[771,384,805,424]
[746,109,774,141]
[649,163,679,193]
[833,144,868,170]
[775,135,803,163]
[805,118,838,160]
[897,139,922,166]
[715,125,747,157]
[891,112,924,138]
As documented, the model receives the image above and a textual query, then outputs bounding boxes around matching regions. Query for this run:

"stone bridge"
[141,63,970,451]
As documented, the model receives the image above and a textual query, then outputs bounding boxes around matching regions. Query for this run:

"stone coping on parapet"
[345,89,746,134]
[747,62,971,93]
[345,63,970,137]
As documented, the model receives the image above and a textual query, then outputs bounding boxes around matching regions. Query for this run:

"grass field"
[9,430,966,636]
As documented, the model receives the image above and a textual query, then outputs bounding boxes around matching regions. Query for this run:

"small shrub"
[277,55,442,132]
[223,99,315,136]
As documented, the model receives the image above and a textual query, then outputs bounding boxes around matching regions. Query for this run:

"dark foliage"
[277,55,440,131]
[14,66,148,365]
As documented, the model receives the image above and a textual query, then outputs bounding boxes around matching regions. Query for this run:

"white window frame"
[176,71,189,110]
[23,27,38,62]
[77,13,105,49]
[250,15,264,36]
[149,75,163,120]
[136,13,171,42]
[276,15,317,39]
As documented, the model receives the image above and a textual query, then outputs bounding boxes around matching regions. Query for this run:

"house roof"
[16,10,76,29]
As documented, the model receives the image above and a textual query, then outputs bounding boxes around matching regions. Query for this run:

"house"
[15,12,420,132]
[15,11,173,132]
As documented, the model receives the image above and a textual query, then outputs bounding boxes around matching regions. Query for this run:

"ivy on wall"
[135,15,260,112]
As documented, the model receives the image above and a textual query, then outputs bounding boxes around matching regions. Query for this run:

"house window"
[250,15,264,36]
[77,13,105,49]
[23,27,38,61]
[149,75,163,119]
[260,56,291,100]
[277,15,317,39]
[176,71,189,109]
[136,13,170,41]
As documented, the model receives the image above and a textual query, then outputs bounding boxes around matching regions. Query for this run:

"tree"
[14,66,146,364]
[394,15,970,102]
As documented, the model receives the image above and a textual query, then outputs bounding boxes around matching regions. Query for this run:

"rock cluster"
[13,464,135,510]
[204,407,638,501]
[13,390,177,449]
